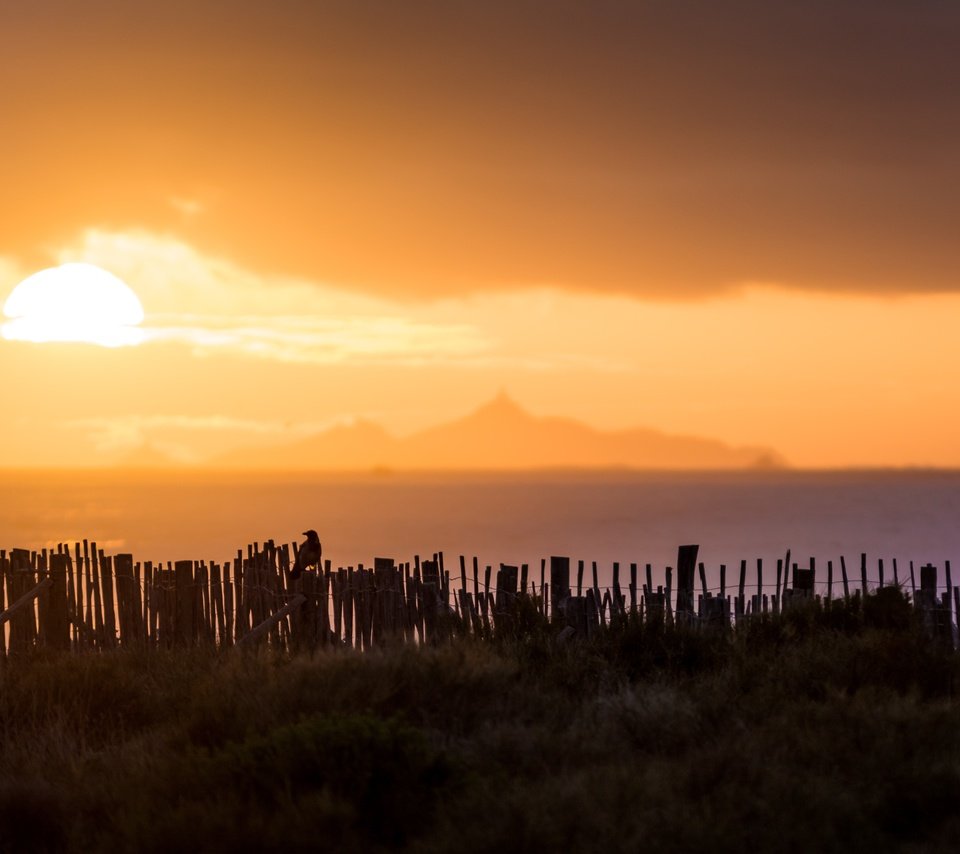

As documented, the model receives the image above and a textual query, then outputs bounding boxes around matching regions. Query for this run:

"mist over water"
[3,469,958,593]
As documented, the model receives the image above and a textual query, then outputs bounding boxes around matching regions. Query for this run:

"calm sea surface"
[2,469,958,593]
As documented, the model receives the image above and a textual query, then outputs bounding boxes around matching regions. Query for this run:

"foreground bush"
[1,591,959,852]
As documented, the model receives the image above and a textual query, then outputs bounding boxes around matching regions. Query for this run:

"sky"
[1,0,958,468]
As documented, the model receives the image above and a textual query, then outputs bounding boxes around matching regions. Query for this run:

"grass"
[2,592,960,852]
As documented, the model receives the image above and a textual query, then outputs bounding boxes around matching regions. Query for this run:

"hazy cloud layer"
[1,1,957,298]
[66,413,347,463]
[56,231,492,365]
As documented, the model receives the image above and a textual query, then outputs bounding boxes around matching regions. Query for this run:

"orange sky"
[1,1,958,468]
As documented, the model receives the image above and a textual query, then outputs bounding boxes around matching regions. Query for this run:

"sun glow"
[2,262,145,346]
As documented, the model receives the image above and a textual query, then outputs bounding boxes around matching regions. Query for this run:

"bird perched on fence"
[291,530,322,580]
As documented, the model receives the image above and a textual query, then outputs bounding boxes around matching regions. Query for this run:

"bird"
[291,530,322,580]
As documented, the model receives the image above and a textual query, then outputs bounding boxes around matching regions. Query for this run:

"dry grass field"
[2,592,959,853]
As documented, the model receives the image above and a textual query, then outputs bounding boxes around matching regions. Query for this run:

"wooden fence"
[0,542,957,655]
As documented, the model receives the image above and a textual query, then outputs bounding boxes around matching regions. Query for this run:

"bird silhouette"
[291,530,322,580]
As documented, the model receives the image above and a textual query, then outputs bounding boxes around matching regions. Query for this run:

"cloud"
[2,3,957,300]
[66,413,352,463]
[168,196,205,218]
[55,230,493,365]
[140,315,486,365]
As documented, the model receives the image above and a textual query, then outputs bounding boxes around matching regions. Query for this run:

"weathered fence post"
[46,553,71,650]
[737,559,746,620]
[0,550,6,657]
[421,559,441,643]
[295,570,315,650]
[775,559,783,611]
[756,558,764,614]
[8,549,36,652]
[919,563,938,635]
[495,564,518,635]
[114,554,138,646]
[483,565,493,630]
[793,565,814,600]
[586,589,600,634]
[675,545,698,623]
[99,549,117,647]
[648,586,665,628]
[361,566,375,649]
[174,559,194,646]
[593,561,603,626]
[564,596,589,638]
[612,562,623,621]
[549,556,570,622]
[946,561,953,626]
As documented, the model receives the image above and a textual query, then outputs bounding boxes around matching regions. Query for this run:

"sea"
[2,469,958,595]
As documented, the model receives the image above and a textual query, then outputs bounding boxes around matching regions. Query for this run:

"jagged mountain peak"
[469,389,529,420]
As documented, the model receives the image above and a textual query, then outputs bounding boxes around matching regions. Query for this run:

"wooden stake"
[99,550,117,647]
[90,542,104,646]
[44,553,69,650]
[240,595,306,646]
[610,561,623,617]
[945,561,953,617]
[665,567,673,624]
[174,560,194,646]
[757,559,763,608]
[0,578,51,627]
[472,556,480,612]
[738,559,746,617]
[583,561,595,623]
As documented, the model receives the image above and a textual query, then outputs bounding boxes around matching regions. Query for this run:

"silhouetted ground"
[1,593,959,853]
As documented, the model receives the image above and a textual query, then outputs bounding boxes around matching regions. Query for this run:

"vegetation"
[2,591,960,852]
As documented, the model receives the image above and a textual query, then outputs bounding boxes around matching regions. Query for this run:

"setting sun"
[1,262,145,347]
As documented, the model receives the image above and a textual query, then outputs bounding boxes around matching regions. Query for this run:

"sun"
[1,262,145,347]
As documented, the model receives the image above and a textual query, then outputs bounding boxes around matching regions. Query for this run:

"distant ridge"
[212,392,785,471]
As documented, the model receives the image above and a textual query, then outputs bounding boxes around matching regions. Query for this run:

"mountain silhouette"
[212,392,785,470]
